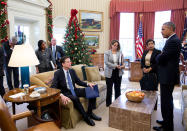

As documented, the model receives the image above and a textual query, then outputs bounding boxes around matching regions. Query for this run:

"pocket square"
[85,84,99,99]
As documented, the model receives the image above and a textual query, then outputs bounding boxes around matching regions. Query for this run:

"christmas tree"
[0,0,9,46]
[64,9,92,65]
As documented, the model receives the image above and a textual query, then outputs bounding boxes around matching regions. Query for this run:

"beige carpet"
[6,71,184,131]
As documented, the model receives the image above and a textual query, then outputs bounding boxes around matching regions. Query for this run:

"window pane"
[120,13,135,61]
[154,11,171,50]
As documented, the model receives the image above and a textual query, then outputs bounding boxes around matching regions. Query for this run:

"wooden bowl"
[126,91,145,103]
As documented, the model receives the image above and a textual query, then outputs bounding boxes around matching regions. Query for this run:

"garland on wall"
[46,0,53,44]
[0,0,9,45]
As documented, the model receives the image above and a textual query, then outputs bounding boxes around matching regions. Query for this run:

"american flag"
[136,21,143,58]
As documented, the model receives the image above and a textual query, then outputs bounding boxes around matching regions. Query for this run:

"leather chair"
[0,96,60,131]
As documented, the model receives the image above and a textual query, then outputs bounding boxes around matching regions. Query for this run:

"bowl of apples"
[126,91,145,103]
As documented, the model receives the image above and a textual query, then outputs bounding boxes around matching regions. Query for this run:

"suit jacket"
[104,50,124,78]
[0,47,4,76]
[49,45,65,60]
[141,48,161,73]
[3,41,13,65]
[51,69,87,95]
[157,34,181,85]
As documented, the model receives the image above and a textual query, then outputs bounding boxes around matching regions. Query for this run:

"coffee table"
[109,91,157,131]
[3,87,61,127]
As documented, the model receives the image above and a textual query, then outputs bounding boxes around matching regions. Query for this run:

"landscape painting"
[79,10,103,32]
[84,34,99,48]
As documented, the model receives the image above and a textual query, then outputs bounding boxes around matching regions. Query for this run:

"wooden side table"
[3,88,62,127]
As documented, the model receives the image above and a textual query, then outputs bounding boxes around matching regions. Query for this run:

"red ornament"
[5,36,8,40]
[6,20,9,24]
[71,51,74,53]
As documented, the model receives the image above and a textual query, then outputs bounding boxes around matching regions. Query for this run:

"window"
[154,11,171,50]
[120,13,135,61]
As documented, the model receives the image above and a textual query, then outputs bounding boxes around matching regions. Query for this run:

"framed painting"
[84,34,99,48]
[79,10,103,32]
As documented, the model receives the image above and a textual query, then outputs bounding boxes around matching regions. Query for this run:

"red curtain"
[143,0,183,12]
[171,9,186,39]
[110,12,120,43]
[110,0,185,16]
[142,12,155,49]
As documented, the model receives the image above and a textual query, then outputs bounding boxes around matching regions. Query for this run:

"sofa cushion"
[33,70,55,82]
[81,65,94,80]
[71,64,85,81]
[85,66,101,82]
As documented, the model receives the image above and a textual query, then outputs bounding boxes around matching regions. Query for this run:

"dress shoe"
[153,126,163,131]
[156,120,164,125]
[84,117,95,126]
[89,113,102,121]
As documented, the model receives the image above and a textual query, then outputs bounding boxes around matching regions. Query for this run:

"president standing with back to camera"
[153,22,181,131]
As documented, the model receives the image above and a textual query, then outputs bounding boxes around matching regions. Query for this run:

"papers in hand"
[50,61,55,69]
[9,92,25,98]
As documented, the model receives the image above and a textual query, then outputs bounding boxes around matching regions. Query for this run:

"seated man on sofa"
[51,56,102,126]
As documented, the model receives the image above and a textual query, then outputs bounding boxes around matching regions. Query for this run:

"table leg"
[58,99,62,127]
[12,102,16,114]
[36,101,41,118]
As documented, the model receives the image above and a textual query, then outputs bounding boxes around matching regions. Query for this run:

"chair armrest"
[12,110,33,121]
[30,76,49,88]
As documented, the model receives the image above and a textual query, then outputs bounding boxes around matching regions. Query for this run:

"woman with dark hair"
[35,40,56,73]
[104,40,125,107]
[140,39,161,91]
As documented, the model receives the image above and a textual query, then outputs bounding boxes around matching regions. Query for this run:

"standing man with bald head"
[153,22,181,131]
[49,38,65,69]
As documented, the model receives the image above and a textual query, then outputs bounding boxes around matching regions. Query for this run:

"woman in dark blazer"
[140,39,161,91]
[35,40,56,73]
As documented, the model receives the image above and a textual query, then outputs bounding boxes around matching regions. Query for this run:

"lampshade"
[8,44,39,67]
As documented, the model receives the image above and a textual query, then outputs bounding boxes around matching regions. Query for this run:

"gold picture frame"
[84,34,99,48]
[79,10,103,32]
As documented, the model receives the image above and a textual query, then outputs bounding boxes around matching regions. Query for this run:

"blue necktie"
[52,46,56,59]
[66,71,76,96]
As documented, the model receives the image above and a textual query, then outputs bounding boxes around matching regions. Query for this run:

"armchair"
[0,96,60,131]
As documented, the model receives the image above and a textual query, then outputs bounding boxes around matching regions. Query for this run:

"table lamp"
[8,44,40,88]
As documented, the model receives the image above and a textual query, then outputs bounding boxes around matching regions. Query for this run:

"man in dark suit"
[153,22,181,131]
[3,37,19,90]
[0,45,5,97]
[51,56,101,126]
[49,38,65,69]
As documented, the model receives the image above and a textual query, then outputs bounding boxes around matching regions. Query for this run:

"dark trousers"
[0,76,5,97]
[106,68,122,106]
[5,66,19,90]
[65,88,96,119]
[160,84,174,131]
[56,60,62,69]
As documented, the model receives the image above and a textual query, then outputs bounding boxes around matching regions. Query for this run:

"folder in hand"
[85,84,99,99]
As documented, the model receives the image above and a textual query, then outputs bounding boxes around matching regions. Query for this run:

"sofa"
[29,65,106,129]
[182,84,187,130]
